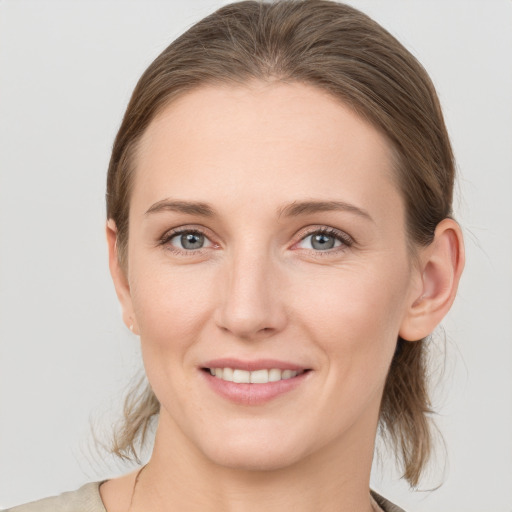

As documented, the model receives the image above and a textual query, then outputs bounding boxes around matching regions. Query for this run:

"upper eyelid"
[159,225,213,243]
[294,226,354,246]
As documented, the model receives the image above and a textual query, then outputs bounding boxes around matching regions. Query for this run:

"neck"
[131,412,379,512]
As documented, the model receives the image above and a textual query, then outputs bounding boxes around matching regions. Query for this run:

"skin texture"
[103,82,464,512]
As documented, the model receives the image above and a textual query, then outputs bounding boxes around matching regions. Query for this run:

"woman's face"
[117,82,422,470]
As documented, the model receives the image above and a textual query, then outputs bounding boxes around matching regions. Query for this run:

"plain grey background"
[1,1,511,510]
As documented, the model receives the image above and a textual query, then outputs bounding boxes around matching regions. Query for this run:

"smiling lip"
[202,358,308,372]
[200,358,311,406]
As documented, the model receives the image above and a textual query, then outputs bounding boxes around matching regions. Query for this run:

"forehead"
[132,81,402,224]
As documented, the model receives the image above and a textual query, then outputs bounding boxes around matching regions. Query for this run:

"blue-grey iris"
[311,233,335,250]
[181,233,204,249]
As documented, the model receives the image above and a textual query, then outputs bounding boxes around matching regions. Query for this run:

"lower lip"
[201,370,310,405]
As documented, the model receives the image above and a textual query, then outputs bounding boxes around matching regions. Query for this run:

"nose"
[214,248,288,340]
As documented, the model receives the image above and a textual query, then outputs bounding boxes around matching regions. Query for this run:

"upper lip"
[201,358,310,372]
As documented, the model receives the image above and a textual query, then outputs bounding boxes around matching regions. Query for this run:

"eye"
[167,230,214,251]
[296,228,351,251]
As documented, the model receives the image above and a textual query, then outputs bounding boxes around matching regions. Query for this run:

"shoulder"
[2,482,106,512]
[3,483,404,512]
[371,490,407,512]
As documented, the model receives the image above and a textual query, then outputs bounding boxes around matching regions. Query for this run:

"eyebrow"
[145,198,373,223]
[278,200,374,223]
[145,199,216,217]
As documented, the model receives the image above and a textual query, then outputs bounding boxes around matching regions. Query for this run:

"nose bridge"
[216,240,286,338]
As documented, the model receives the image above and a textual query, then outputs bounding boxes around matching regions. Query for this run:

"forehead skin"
[131,81,404,246]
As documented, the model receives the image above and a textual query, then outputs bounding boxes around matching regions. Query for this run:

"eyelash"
[158,228,214,255]
[158,226,354,256]
[295,227,353,255]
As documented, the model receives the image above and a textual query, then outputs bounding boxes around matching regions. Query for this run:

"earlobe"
[106,220,139,335]
[399,218,465,341]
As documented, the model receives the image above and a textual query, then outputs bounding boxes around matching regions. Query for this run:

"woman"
[5,1,464,511]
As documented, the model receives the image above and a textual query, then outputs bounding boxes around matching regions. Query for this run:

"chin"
[205,445,305,472]
[194,425,314,472]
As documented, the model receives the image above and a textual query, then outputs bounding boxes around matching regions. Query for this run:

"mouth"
[200,359,312,405]
[202,367,310,384]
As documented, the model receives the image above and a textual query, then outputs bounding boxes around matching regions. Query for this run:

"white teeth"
[222,367,234,382]
[268,368,282,382]
[209,368,302,383]
[250,369,268,384]
[232,369,250,383]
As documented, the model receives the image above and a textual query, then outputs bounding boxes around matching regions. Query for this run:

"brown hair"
[106,0,454,487]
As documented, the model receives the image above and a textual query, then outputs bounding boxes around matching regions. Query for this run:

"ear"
[106,219,139,335]
[399,218,465,341]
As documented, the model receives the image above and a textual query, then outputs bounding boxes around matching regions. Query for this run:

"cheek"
[293,260,410,376]
[129,259,216,357]
[127,261,219,414]
[306,269,410,440]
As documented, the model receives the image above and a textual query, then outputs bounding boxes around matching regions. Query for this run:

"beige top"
[3,482,405,512]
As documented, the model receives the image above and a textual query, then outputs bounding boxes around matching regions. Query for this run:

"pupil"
[181,233,204,249]
[312,233,334,250]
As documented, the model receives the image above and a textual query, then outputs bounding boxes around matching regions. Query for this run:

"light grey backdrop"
[1,1,511,510]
